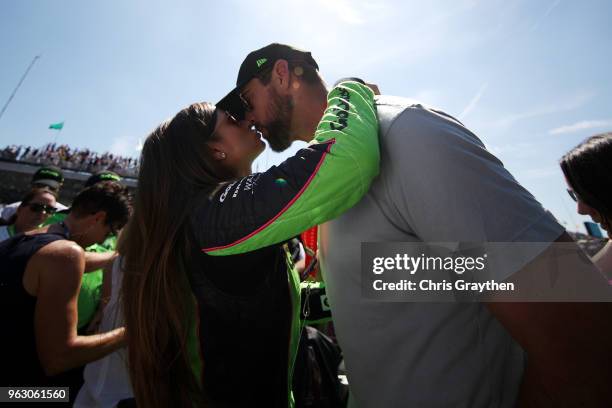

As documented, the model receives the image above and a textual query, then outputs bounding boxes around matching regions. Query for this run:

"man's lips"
[248,124,266,143]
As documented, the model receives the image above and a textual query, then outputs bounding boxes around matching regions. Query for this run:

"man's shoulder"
[34,238,84,265]
[27,238,84,295]
[0,201,20,221]
[375,95,464,137]
[375,95,485,155]
[374,95,421,123]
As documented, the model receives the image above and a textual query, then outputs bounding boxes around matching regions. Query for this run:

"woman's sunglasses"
[566,189,578,202]
[26,203,57,214]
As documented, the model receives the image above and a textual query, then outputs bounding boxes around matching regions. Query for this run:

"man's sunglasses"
[231,67,275,121]
[237,93,252,115]
[223,93,251,122]
[26,203,57,214]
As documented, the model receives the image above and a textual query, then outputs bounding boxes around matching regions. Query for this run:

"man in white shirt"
[219,43,612,407]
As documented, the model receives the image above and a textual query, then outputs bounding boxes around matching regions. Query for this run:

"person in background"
[0,187,57,242]
[561,132,612,277]
[0,165,67,222]
[0,182,131,402]
[44,170,125,330]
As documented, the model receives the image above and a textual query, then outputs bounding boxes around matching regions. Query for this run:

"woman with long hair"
[119,81,378,407]
[561,131,612,276]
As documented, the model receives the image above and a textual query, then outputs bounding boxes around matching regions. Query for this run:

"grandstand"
[0,153,137,205]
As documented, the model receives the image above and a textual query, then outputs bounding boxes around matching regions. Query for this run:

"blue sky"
[1,0,611,234]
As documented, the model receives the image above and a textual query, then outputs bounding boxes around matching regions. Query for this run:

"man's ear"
[92,210,107,225]
[272,59,291,92]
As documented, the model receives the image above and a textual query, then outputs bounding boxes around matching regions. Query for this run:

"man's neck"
[62,216,76,233]
[13,222,25,234]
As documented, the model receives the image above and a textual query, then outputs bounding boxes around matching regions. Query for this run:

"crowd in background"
[1,144,138,177]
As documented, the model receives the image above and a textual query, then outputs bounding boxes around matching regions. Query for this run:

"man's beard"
[264,88,293,152]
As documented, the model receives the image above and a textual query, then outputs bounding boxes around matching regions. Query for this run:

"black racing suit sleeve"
[190,80,379,256]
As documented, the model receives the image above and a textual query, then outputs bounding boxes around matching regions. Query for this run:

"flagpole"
[0,55,40,123]
[53,127,62,145]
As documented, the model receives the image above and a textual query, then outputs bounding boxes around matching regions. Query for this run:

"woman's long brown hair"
[119,102,223,407]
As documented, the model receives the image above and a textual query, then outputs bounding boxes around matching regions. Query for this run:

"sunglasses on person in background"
[567,189,579,202]
[26,203,57,214]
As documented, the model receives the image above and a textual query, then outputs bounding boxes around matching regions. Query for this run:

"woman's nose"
[239,119,251,130]
[577,200,594,216]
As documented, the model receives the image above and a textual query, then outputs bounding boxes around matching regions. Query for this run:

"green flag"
[49,121,64,130]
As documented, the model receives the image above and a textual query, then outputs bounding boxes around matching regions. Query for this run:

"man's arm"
[30,241,124,376]
[83,250,117,273]
[592,240,612,279]
[485,233,612,406]
[198,81,379,256]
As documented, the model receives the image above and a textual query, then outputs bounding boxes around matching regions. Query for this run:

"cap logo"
[38,169,60,178]
[256,58,268,68]
[100,174,121,182]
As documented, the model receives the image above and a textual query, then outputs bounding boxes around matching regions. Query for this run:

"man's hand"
[333,77,380,95]
[365,83,381,95]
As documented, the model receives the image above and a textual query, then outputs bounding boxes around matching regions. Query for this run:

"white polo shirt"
[319,96,564,408]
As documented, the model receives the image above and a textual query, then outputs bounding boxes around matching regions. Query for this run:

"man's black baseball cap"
[32,166,64,190]
[85,170,122,187]
[216,43,319,120]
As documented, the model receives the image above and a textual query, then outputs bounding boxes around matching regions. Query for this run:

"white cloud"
[531,0,562,31]
[314,0,367,25]
[543,0,562,18]
[459,82,488,119]
[408,89,444,106]
[485,90,595,130]
[549,119,612,135]
[109,137,139,157]
[518,166,560,180]
[334,0,487,70]
[488,141,537,160]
